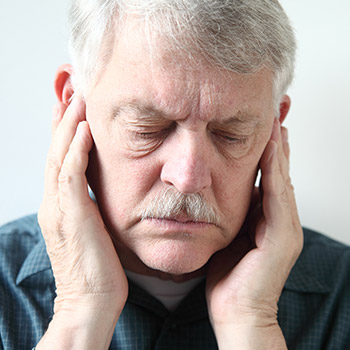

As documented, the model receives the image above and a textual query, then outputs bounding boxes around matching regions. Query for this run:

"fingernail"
[283,128,289,142]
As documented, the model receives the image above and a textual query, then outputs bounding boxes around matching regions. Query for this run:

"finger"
[244,186,262,240]
[44,97,86,197]
[58,121,94,212]
[52,97,86,164]
[260,138,291,230]
[271,121,298,226]
[274,121,301,227]
[261,139,303,261]
[279,126,291,178]
[262,121,301,234]
[271,119,290,183]
[51,102,68,136]
[281,127,290,162]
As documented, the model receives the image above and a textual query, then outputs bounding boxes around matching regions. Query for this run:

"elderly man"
[1,0,350,349]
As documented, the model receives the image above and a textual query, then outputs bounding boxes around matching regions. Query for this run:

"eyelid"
[220,135,248,144]
[210,129,249,145]
[137,130,165,139]
[134,122,175,139]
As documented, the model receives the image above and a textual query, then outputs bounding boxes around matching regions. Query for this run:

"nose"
[160,133,212,194]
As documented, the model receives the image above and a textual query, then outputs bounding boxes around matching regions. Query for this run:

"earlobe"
[54,64,74,105]
[278,95,291,125]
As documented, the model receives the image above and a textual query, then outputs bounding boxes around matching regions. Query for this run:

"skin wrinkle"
[84,22,277,274]
[33,4,302,346]
[118,120,257,162]
[113,99,262,127]
[113,100,263,138]
[111,97,265,162]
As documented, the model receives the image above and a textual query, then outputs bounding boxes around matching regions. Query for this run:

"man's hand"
[206,119,303,350]
[37,97,128,350]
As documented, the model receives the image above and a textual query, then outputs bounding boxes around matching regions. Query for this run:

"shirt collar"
[16,235,52,286]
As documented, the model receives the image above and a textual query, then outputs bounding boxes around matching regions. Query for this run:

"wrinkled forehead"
[146,69,274,122]
[95,16,275,123]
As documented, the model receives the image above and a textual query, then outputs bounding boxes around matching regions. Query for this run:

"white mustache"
[139,187,220,225]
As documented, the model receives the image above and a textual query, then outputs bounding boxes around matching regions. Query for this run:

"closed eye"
[135,123,175,140]
[136,130,167,139]
[210,130,248,146]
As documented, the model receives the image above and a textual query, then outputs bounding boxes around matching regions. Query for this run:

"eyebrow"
[113,100,262,128]
[208,111,262,134]
[112,101,172,121]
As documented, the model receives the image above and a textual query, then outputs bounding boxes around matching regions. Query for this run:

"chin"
[136,239,216,275]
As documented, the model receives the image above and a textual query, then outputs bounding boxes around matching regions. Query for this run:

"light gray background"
[1,1,349,244]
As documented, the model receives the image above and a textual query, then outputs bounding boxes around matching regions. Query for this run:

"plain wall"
[1,0,349,244]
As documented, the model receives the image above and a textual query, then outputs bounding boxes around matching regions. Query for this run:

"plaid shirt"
[1,214,350,349]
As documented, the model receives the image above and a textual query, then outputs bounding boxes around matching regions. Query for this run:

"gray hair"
[69,0,296,110]
[139,186,220,225]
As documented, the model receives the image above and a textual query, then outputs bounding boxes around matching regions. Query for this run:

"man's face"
[85,22,276,275]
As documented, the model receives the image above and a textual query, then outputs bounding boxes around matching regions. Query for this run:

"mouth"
[142,214,217,230]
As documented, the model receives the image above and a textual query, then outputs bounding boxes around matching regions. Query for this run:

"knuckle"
[287,182,294,192]
[58,171,74,187]
[273,175,295,203]
[59,154,81,186]
[62,149,85,175]
[46,151,61,171]
[276,185,289,204]
[285,175,294,188]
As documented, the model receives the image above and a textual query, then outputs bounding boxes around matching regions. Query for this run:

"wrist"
[53,291,127,314]
[36,300,124,350]
[213,319,287,350]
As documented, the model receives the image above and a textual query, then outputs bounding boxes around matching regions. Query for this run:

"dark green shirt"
[1,214,350,349]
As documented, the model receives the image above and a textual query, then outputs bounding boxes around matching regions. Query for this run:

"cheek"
[86,106,154,196]
[216,122,274,235]
[216,162,257,209]
[116,131,165,159]
[88,134,162,230]
[212,149,262,237]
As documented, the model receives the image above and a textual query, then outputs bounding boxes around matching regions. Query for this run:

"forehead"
[93,18,275,123]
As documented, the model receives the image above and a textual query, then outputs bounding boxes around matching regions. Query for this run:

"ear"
[54,64,75,106]
[278,95,291,125]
